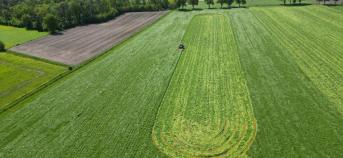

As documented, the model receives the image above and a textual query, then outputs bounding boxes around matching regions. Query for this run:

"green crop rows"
[0,11,197,157]
[229,6,343,157]
[0,4,342,158]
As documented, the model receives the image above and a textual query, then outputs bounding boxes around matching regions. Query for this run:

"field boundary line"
[151,12,196,155]
[151,49,184,157]
[227,11,258,157]
[6,50,69,67]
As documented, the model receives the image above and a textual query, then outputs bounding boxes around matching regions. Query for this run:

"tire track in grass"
[152,14,256,158]
[229,8,343,157]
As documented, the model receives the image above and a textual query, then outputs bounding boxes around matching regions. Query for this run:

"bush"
[0,41,5,52]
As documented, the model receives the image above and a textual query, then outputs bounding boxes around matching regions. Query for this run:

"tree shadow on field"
[282,3,312,7]
[178,8,203,12]
[220,6,249,9]
[51,32,64,36]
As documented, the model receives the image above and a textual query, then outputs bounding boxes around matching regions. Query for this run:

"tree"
[236,0,242,7]
[217,0,225,8]
[43,14,59,34]
[0,41,5,52]
[187,0,199,9]
[242,0,247,6]
[21,14,33,29]
[282,0,286,5]
[227,0,234,8]
[333,0,338,5]
[176,0,187,9]
[0,0,170,31]
[205,0,215,8]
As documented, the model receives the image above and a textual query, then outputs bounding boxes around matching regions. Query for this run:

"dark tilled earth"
[10,11,167,65]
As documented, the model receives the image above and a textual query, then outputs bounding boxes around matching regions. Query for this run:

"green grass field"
[0,4,342,158]
[332,5,343,11]
[0,54,66,111]
[0,26,65,112]
[0,11,197,157]
[0,25,47,48]
[229,6,343,157]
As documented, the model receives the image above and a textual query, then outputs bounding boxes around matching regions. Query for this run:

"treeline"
[316,0,341,5]
[0,0,169,32]
[283,0,340,5]
[175,0,247,9]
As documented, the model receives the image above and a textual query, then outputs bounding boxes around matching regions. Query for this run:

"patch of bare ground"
[10,11,167,65]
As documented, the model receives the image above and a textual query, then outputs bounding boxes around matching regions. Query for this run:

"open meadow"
[0,25,47,48]
[0,2,342,158]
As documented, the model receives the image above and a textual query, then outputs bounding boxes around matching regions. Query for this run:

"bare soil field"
[10,11,167,65]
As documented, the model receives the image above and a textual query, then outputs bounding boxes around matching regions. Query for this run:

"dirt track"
[10,11,167,65]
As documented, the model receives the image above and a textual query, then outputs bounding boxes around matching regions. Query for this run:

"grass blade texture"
[0,54,66,111]
[153,14,256,157]
[229,8,343,157]
[0,12,195,158]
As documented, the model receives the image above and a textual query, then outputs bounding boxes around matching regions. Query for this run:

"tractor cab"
[179,43,185,50]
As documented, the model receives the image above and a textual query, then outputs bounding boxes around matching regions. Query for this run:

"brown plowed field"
[10,11,167,65]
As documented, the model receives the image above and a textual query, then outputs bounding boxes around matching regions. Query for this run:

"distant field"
[187,0,317,8]
[10,12,167,65]
[247,0,317,6]
[0,25,47,48]
[0,53,66,111]
[153,14,256,157]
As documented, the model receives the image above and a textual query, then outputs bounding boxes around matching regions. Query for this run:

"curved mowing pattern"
[152,14,256,157]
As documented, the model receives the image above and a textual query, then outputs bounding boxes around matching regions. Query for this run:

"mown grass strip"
[228,7,343,158]
[152,14,256,158]
[253,6,343,114]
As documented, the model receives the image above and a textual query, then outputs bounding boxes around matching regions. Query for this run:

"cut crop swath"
[152,14,256,158]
